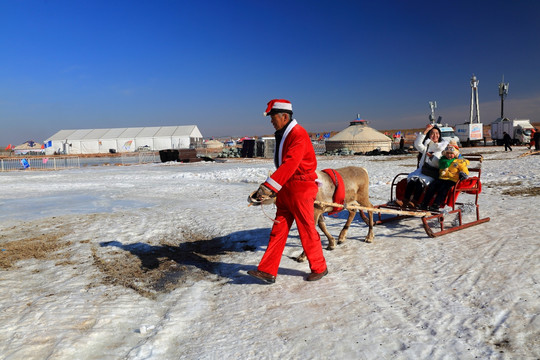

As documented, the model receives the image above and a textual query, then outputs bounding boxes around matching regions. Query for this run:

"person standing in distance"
[503,131,513,152]
[247,99,328,284]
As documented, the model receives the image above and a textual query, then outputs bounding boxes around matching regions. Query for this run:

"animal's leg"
[295,251,307,262]
[318,214,336,250]
[365,210,374,243]
[337,209,357,244]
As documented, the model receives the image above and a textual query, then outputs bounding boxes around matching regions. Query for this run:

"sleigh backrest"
[445,154,484,208]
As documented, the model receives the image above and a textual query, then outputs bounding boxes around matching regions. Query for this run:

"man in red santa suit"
[247,99,328,284]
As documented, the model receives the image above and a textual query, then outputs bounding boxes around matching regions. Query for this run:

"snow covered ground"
[0,147,538,359]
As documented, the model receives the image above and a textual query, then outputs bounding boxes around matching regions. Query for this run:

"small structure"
[203,140,224,149]
[13,140,45,155]
[256,137,275,158]
[325,115,391,153]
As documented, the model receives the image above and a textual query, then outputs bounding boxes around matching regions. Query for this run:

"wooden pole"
[314,200,432,217]
[518,150,540,158]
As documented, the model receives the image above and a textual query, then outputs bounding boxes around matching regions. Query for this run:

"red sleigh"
[360,154,490,237]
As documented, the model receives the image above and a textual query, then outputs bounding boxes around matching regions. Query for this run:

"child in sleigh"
[419,141,469,212]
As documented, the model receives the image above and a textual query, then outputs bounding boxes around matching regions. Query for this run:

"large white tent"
[325,116,392,153]
[43,126,203,155]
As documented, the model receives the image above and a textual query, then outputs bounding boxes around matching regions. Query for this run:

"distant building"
[13,140,45,155]
[325,116,392,153]
[43,125,203,155]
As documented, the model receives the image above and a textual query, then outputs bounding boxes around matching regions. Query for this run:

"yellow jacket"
[439,157,469,182]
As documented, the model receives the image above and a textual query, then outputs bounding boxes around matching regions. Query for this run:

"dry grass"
[502,186,540,197]
[0,217,230,299]
[0,231,71,269]
[485,180,540,197]
[90,230,227,299]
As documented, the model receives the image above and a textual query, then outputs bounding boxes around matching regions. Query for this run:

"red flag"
[5,144,12,150]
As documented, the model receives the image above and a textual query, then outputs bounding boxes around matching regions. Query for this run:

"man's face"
[270,113,289,131]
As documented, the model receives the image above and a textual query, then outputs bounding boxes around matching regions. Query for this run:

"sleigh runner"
[359,153,490,237]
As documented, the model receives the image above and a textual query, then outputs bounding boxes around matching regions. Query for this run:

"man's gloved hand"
[247,184,276,206]
[255,184,274,200]
[459,172,468,180]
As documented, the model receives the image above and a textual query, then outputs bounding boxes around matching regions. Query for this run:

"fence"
[1,152,158,172]
[121,152,158,165]
[0,157,81,172]
[313,143,326,155]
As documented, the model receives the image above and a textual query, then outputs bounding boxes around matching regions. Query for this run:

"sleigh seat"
[362,154,490,237]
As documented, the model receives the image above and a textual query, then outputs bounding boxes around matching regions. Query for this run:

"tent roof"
[14,141,43,150]
[46,125,203,141]
[327,121,391,142]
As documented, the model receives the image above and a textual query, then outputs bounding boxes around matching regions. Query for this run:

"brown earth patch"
[90,231,227,299]
[0,228,71,269]
[1,217,232,299]
[502,186,540,197]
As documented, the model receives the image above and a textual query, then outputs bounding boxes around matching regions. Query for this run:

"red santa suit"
[257,119,327,276]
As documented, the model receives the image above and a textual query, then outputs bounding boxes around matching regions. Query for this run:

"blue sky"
[1,0,539,145]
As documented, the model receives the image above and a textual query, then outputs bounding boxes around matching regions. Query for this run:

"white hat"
[263,99,293,116]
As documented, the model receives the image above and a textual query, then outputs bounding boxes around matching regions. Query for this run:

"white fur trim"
[277,119,297,166]
[272,102,292,111]
[265,176,281,191]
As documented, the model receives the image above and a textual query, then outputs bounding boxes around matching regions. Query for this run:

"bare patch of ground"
[0,225,71,269]
[91,231,229,299]
[502,186,540,197]
[484,180,540,197]
[1,218,232,299]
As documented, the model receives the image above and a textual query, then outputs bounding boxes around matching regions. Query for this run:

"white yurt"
[203,140,224,149]
[13,140,45,155]
[325,115,392,153]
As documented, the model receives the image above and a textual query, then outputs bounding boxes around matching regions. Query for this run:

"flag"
[21,159,30,169]
[43,158,49,164]
[5,144,12,150]
[123,140,133,150]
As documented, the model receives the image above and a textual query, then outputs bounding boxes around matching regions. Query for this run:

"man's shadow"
[99,227,305,286]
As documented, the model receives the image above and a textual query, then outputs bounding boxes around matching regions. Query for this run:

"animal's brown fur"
[296,166,374,262]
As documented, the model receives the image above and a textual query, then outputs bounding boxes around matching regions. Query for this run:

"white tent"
[325,117,392,152]
[43,126,203,155]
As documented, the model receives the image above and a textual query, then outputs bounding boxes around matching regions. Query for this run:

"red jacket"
[264,120,317,192]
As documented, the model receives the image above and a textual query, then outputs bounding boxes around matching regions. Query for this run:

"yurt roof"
[327,120,391,142]
[204,140,224,148]
[14,140,43,150]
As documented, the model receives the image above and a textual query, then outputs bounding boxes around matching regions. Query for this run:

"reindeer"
[295,166,374,262]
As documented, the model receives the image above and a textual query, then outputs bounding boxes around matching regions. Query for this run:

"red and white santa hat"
[263,99,293,116]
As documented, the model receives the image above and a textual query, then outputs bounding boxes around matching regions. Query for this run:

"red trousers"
[257,179,327,276]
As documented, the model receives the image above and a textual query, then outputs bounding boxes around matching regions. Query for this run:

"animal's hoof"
[295,256,306,263]
[365,238,373,243]
[326,246,335,251]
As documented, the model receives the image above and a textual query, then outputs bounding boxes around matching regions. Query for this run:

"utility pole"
[498,75,509,118]
[469,75,480,124]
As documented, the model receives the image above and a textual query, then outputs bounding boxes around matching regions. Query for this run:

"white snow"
[0,148,538,359]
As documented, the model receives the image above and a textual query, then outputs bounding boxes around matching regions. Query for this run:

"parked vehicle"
[490,118,534,145]
[439,125,461,147]
[455,123,484,146]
